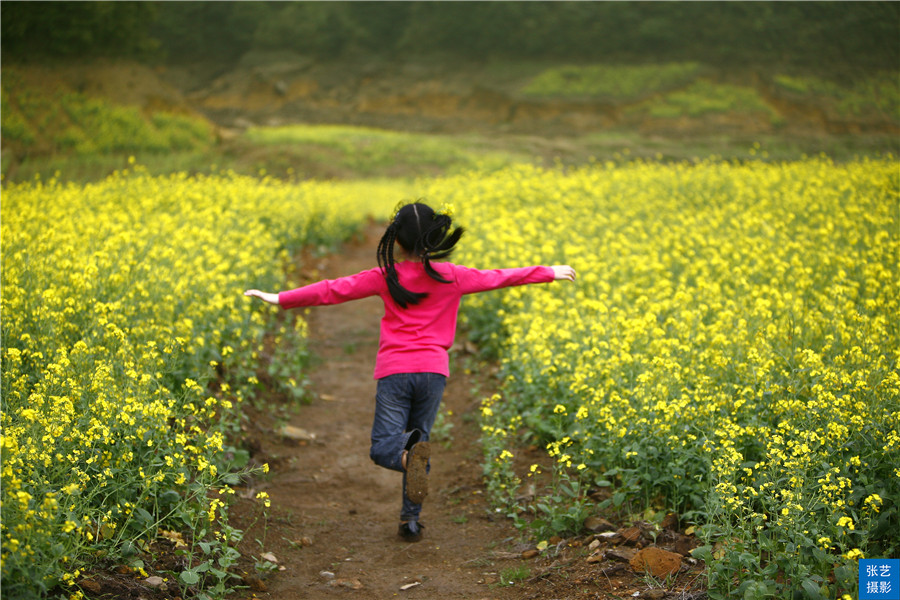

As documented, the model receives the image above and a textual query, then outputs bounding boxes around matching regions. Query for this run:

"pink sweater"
[279,262,555,379]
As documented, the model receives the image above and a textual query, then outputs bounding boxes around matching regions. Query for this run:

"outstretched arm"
[551,265,576,282]
[244,289,279,305]
[456,264,576,295]
[244,268,384,309]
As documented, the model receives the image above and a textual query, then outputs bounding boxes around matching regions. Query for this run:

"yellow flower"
[843,548,864,560]
[837,516,854,530]
[863,493,883,513]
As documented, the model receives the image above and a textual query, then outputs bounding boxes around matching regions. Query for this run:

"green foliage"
[1,1,158,60]
[628,80,782,125]
[1,77,214,157]
[775,72,900,121]
[521,63,703,102]
[0,89,37,147]
[6,2,896,76]
[242,124,523,178]
[499,565,531,586]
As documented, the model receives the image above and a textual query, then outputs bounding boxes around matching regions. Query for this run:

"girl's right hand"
[551,265,576,282]
[243,289,280,305]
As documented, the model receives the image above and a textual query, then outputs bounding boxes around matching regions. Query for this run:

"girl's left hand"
[551,265,576,282]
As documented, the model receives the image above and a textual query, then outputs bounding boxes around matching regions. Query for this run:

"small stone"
[243,575,267,592]
[319,571,335,580]
[660,513,680,531]
[644,589,667,599]
[599,562,627,577]
[585,551,604,564]
[79,580,102,594]
[260,552,278,563]
[607,547,639,562]
[329,578,363,589]
[620,526,644,545]
[599,531,621,544]
[630,547,683,578]
[400,581,421,590]
[144,576,166,588]
[521,549,539,559]
[280,425,316,442]
[588,539,601,552]
[584,516,616,533]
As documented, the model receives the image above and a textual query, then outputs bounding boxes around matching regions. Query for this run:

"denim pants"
[370,372,446,522]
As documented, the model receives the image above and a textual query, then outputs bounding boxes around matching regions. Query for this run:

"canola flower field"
[2,155,897,599]
[0,166,402,597]
[426,158,899,598]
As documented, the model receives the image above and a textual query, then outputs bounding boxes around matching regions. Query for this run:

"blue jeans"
[370,372,446,522]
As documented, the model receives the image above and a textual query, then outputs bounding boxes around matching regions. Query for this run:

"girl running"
[244,202,575,542]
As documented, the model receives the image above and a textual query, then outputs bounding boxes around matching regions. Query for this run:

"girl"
[244,202,575,542]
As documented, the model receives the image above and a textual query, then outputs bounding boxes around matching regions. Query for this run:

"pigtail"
[378,221,427,308]
[418,215,464,283]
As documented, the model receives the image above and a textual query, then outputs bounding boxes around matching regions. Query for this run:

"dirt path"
[237,223,527,600]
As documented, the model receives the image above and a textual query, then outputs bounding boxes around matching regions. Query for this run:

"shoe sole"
[405,441,430,504]
[398,522,425,542]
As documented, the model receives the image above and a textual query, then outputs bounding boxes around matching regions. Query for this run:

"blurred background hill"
[2,1,898,182]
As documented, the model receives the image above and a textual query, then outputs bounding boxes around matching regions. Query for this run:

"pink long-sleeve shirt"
[278,262,555,379]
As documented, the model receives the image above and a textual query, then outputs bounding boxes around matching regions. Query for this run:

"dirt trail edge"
[237,223,526,600]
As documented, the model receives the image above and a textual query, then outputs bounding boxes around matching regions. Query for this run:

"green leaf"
[180,570,200,585]
[801,578,824,600]
[741,580,770,600]
[158,490,182,506]
[691,544,713,563]
[135,507,154,524]
[225,448,250,470]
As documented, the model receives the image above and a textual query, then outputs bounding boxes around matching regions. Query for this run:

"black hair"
[376,202,465,308]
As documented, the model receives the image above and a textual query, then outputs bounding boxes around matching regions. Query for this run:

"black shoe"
[405,441,430,504]
[398,521,425,542]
